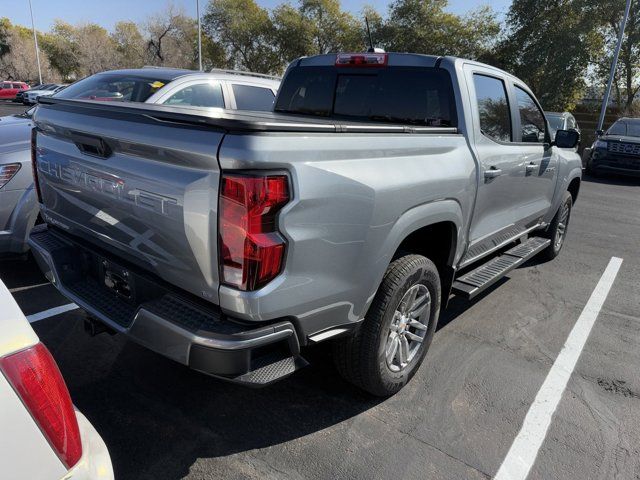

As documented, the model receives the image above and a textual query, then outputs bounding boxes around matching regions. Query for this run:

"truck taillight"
[336,53,388,67]
[0,343,82,469]
[31,128,43,203]
[219,173,289,291]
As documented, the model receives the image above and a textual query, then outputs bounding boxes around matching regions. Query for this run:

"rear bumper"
[29,226,306,386]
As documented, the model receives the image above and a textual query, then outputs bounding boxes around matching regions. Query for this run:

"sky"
[2,0,512,32]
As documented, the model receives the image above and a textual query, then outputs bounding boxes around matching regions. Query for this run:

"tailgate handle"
[70,132,113,159]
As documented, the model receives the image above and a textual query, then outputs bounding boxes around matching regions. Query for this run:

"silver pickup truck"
[29,52,582,396]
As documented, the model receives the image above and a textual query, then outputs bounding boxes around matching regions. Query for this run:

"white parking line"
[495,256,623,480]
[26,303,79,323]
[9,282,51,293]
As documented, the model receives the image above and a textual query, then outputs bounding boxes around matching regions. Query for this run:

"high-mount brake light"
[335,53,388,67]
[30,128,43,203]
[219,173,290,291]
[0,343,83,469]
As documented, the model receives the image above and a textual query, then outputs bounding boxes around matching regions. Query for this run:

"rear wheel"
[333,254,440,396]
[539,191,572,261]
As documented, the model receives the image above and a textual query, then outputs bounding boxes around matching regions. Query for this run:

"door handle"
[484,167,502,179]
[525,162,537,174]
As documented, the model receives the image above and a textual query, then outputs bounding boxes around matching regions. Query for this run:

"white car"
[23,84,67,105]
[0,280,114,479]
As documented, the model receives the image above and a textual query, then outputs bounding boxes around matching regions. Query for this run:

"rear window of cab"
[275,66,457,127]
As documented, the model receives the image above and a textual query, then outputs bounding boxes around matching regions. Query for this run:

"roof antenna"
[365,17,374,52]
[365,16,384,53]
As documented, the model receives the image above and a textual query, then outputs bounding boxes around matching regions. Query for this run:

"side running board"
[452,237,551,299]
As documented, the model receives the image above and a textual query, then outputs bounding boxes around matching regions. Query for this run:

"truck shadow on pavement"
[18,254,516,480]
[35,280,516,480]
[36,316,381,480]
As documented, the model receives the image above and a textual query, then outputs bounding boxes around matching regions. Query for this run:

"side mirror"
[596,129,604,137]
[554,129,580,149]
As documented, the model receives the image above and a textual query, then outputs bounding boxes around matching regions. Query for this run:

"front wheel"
[539,191,572,261]
[333,254,440,396]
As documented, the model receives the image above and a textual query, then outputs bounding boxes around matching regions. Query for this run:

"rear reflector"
[0,343,82,469]
[0,163,21,189]
[336,53,388,67]
[219,173,289,291]
[31,128,43,203]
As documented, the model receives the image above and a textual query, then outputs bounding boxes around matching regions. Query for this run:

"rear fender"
[362,199,464,314]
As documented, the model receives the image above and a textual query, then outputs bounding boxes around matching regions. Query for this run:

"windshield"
[275,66,457,127]
[56,73,172,103]
[607,120,640,137]
[546,115,564,135]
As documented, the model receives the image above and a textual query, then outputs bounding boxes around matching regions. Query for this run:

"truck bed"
[37,97,458,134]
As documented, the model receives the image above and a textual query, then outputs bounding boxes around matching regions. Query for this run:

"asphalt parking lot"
[0,101,29,117]
[1,100,639,478]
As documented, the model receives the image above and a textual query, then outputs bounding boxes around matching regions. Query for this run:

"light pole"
[596,0,632,134]
[28,0,43,85]
[197,0,203,71]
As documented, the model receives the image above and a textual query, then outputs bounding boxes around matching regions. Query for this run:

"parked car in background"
[57,67,280,110]
[586,117,640,177]
[546,111,580,149]
[0,107,39,254]
[0,67,280,255]
[0,279,114,479]
[16,85,48,103]
[0,81,29,100]
[23,84,68,105]
[29,52,581,396]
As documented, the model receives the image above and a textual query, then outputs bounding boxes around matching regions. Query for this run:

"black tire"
[539,190,572,261]
[333,254,440,396]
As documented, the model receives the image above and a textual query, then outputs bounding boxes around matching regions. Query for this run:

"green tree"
[595,0,640,112]
[298,0,363,54]
[202,0,280,74]
[41,21,81,80]
[0,18,10,58]
[496,0,603,110]
[0,22,58,82]
[378,0,499,59]
[112,21,146,69]
[271,3,313,65]
[144,4,201,68]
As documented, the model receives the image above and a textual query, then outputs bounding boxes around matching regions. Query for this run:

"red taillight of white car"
[219,173,290,291]
[30,128,43,203]
[0,163,21,189]
[0,343,82,469]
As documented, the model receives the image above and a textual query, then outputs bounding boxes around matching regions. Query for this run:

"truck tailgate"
[33,102,224,304]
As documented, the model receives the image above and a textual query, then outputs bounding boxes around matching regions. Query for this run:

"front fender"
[544,150,582,224]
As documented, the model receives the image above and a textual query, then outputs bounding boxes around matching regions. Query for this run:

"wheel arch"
[367,200,464,314]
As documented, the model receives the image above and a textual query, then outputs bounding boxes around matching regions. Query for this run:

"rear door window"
[275,66,456,127]
[473,74,512,142]
[231,84,275,111]
[162,83,225,108]
[515,87,546,143]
